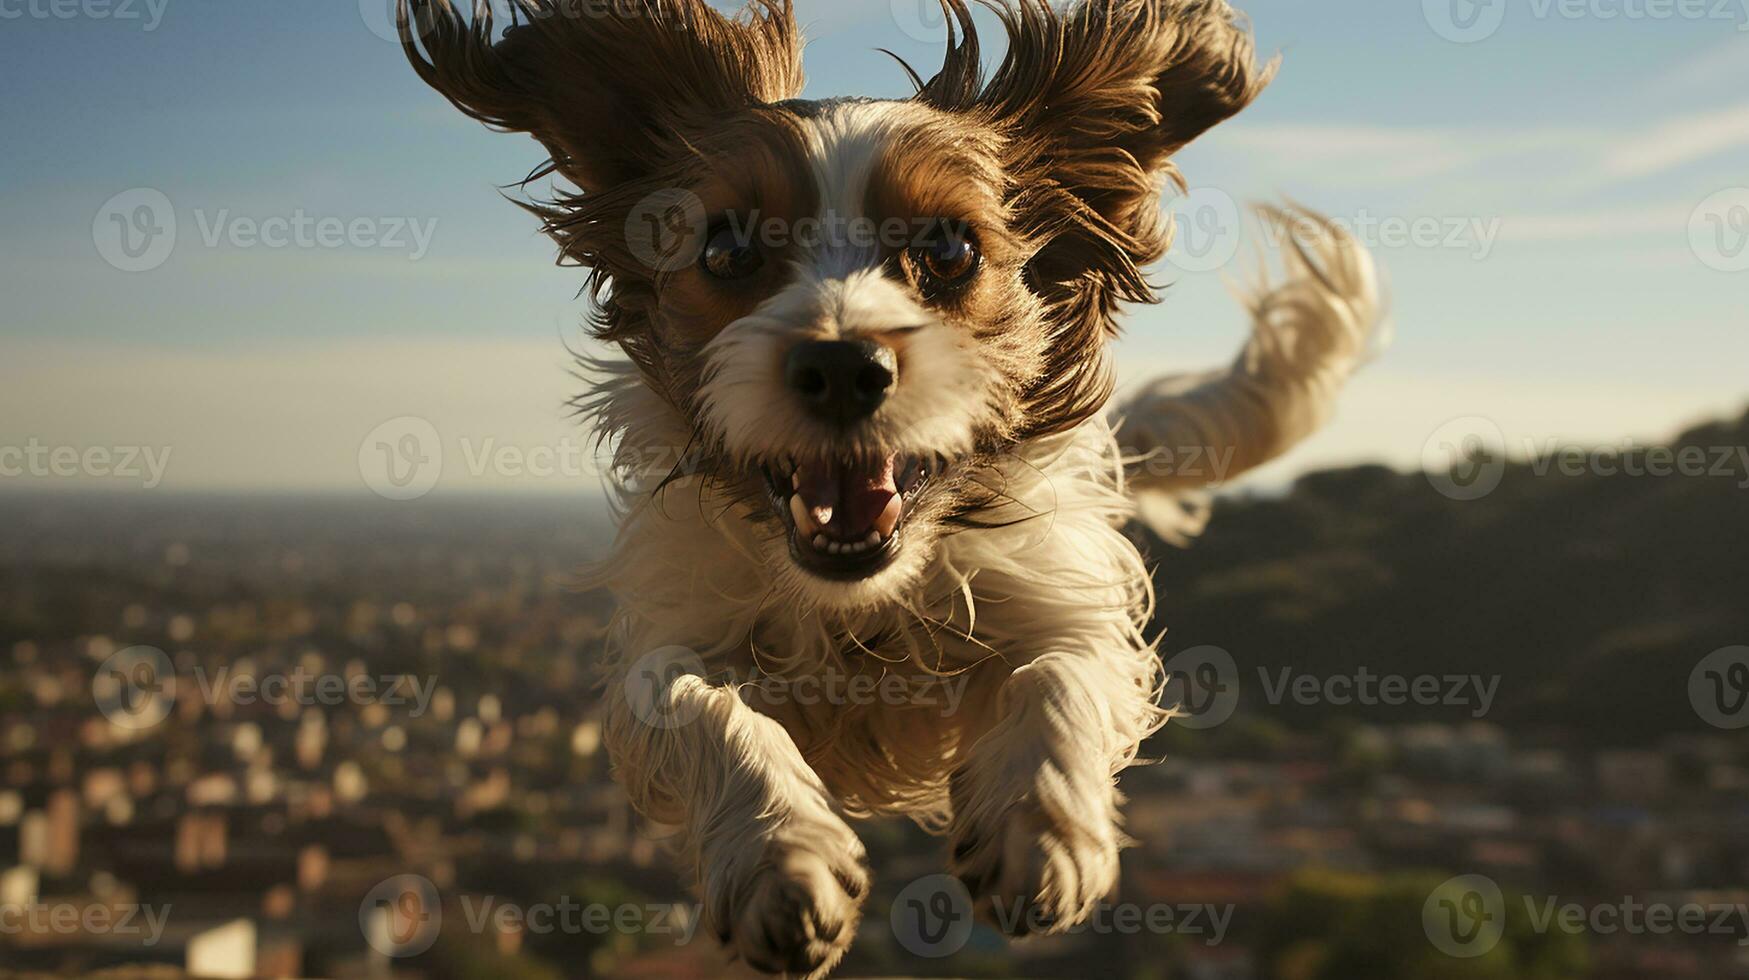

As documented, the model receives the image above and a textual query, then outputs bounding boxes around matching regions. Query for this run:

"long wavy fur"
[399,2,1377,973]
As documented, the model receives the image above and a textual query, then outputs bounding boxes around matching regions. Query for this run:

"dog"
[399,0,1381,975]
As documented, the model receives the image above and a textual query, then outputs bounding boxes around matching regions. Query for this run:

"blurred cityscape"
[2,412,1748,980]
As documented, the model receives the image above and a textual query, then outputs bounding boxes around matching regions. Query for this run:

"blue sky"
[2,0,1746,494]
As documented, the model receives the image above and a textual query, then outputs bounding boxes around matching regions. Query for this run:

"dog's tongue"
[795,454,902,540]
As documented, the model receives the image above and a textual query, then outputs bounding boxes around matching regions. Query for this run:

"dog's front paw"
[709,819,868,978]
[949,793,1119,937]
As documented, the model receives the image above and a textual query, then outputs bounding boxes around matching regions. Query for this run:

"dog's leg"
[948,651,1155,936]
[605,672,867,978]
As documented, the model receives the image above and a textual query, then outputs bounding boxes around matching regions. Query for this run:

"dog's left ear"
[399,0,804,193]
[921,0,1274,315]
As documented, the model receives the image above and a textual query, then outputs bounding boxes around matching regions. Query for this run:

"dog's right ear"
[399,0,804,192]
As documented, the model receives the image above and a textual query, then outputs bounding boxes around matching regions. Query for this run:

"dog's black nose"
[784,339,897,426]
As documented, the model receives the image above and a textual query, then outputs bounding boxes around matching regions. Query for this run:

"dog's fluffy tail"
[1113,204,1387,544]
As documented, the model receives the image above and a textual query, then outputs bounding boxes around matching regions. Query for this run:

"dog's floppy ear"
[920,0,1274,319]
[399,0,804,192]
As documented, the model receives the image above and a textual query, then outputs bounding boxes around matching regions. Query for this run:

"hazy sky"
[3,0,1747,496]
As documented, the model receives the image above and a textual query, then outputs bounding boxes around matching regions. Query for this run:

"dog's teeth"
[810,505,834,527]
[790,471,801,491]
[874,495,903,537]
[865,531,882,546]
[812,534,829,551]
[789,494,816,534]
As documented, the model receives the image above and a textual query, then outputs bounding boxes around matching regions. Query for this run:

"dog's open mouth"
[760,453,934,581]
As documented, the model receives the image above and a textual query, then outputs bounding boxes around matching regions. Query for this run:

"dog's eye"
[699,223,763,281]
[910,223,980,290]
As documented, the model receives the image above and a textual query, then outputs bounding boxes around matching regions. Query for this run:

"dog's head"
[403,0,1270,605]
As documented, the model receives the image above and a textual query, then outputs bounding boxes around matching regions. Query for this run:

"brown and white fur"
[400,1,1382,975]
